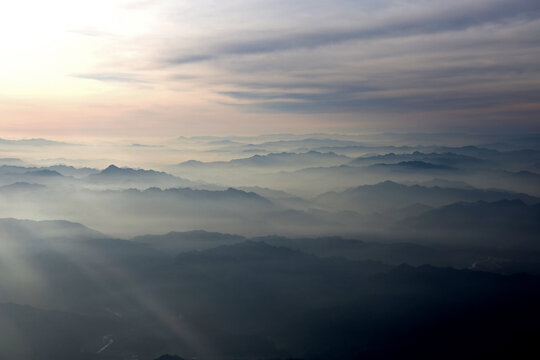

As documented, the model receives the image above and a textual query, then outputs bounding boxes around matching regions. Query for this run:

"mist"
[0,132,539,359]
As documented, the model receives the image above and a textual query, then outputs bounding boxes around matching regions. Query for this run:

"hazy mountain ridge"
[5,0,540,350]
[178,151,350,168]
[0,175,537,238]
[398,199,540,247]
[88,164,201,188]
[133,230,247,253]
[1,218,540,359]
[0,164,96,178]
[0,158,25,165]
[315,180,540,213]
[0,218,107,241]
[369,160,456,171]
[0,182,46,192]
[1,132,540,359]
[0,138,71,146]
[350,151,486,168]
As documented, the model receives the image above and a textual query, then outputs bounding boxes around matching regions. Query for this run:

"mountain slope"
[315,181,539,213]
[398,199,540,247]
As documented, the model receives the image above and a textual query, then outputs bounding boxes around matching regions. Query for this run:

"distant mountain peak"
[25,169,63,177]
[398,160,452,169]
[380,180,402,186]
[178,159,203,166]
[177,240,304,261]
[0,182,46,191]
[481,198,527,207]
[102,164,121,173]
[93,164,177,180]
[0,218,106,240]
[349,180,403,191]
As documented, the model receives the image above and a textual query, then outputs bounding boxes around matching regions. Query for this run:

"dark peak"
[251,235,290,242]
[154,355,185,360]
[344,180,401,192]
[25,169,63,176]
[393,263,415,272]
[143,187,165,193]
[247,151,288,158]
[225,187,258,196]
[216,240,303,256]
[226,187,272,202]
[387,263,467,278]
[5,181,35,186]
[0,157,24,165]
[0,218,106,239]
[132,229,246,245]
[102,164,121,172]
[380,180,401,186]
[226,187,246,193]
[367,180,404,189]
[179,229,233,235]
[509,149,540,155]
[0,182,46,190]
[177,240,304,261]
[448,199,527,209]
[141,187,271,204]
[401,202,433,211]
[398,160,439,167]
[167,229,245,240]
[515,170,540,177]
[489,199,527,207]
[179,159,203,166]
[424,198,532,218]
[99,164,165,176]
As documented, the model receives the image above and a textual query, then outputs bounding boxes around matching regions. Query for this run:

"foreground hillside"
[1,219,540,359]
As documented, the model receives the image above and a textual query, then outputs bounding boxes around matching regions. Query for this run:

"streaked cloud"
[165,0,540,64]
[72,73,146,83]
[1,0,540,138]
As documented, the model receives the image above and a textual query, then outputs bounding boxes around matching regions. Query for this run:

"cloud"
[128,0,537,129]
[165,0,540,64]
[72,73,146,83]
[9,0,540,135]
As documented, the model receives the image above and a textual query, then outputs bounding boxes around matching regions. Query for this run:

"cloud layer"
[1,0,540,137]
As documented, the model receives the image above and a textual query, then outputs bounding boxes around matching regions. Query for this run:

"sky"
[1,0,539,140]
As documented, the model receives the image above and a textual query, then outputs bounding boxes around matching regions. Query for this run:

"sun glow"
[0,1,152,97]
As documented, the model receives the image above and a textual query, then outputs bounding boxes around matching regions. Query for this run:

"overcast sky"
[1,0,539,139]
